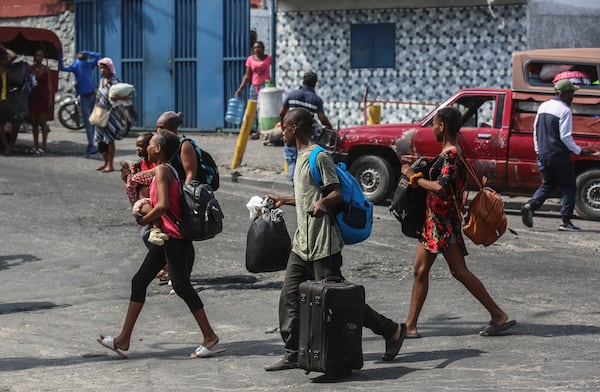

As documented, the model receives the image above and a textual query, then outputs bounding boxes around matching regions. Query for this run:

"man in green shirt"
[265,107,406,371]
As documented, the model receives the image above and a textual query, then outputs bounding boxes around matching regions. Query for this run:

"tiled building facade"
[274,5,528,127]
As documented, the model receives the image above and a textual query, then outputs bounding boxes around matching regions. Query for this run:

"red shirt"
[139,159,155,172]
[150,167,183,239]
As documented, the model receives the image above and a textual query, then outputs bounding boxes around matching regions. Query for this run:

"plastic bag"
[245,197,291,273]
[246,195,264,219]
[108,83,134,107]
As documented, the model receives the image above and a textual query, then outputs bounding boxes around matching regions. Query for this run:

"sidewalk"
[13,122,561,213]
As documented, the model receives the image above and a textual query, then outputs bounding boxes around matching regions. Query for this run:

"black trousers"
[278,251,398,362]
[131,235,204,312]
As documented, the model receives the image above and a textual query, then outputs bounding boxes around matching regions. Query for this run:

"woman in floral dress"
[401,107,516,338]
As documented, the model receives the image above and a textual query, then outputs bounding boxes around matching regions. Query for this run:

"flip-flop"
[382,323,407,361]
[479,320,517,336]
[96,335,127,358]
[190,345,226,358]
[405,332,422,339]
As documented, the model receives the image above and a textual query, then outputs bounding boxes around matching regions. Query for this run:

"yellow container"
[367,104,381,125]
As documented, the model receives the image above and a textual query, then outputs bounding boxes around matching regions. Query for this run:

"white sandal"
[97,335,127,358]
[190,345,225,358]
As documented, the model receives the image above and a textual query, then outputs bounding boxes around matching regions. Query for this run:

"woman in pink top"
[235,41,272,100]
[97,129,223,359]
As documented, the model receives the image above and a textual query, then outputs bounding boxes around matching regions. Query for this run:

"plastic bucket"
[258,86,283,131]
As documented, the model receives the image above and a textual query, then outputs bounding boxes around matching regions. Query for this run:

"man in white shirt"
[521,79,593,231]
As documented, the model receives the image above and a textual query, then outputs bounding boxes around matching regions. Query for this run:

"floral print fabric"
[419,148,468,255]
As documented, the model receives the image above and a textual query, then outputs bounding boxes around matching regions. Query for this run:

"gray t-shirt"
[292,145,343,260]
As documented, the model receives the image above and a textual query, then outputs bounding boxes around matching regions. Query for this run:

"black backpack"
[179,180,224,241]
[389,158,431,238]
[172,136,220,191]
[167,166,224,241]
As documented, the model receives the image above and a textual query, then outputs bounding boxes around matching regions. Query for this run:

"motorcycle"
[57,88,135,137]
[57,91,84,130]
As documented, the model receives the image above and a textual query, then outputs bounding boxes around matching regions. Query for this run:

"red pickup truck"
[332,87,600,220]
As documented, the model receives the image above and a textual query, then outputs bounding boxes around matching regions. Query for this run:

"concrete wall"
[527,0,600,49]
[251,9,272,56]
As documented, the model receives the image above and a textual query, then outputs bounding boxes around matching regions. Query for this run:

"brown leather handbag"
[452,153,514,247]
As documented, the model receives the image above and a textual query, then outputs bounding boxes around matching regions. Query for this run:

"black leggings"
[131,237,204,312]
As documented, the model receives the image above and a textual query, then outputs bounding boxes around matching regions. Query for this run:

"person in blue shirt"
[59,50,101,154]
[279,71,332,182]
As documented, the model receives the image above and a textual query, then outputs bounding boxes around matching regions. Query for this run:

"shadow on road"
[190,274,282,291]
[0,254,41,271]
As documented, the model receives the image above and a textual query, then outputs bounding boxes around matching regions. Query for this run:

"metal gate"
[223,0,250,130]
[174,0,198,129]
[74,0,249,131]
[121,0,144,129]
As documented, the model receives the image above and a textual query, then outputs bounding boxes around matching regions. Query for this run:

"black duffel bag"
[245,214,291,273]
[389,158,431,238]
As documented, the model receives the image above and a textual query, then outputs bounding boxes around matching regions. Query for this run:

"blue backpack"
[308,146,373,244]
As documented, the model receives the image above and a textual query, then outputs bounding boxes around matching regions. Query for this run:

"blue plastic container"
[225,97,245,125]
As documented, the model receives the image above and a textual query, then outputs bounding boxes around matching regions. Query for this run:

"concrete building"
[273,0,600,127]
[2,0,599,130]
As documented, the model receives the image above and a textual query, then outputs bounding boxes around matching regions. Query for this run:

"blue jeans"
[250,84,264,132]
[79,93,96,146]
[283,120,322,182]
[284,144,297,182]
[528,154,577,222]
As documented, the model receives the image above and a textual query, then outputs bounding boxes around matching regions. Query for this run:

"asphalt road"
[1,125,599,391]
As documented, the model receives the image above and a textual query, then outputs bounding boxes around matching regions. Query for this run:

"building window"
[350,23,395,68]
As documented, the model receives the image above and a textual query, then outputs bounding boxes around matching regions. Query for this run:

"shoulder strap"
[180,135,205,163]
[308,145,326,187]
[164,163,180,185]
[454,149,485,189]
[449,184,465,224]
[163,163,182,229]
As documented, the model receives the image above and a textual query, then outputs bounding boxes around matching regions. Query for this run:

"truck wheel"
[575,169,600,221]
[349,155,392,204]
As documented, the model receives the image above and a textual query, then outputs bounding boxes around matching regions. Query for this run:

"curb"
[225,173,562,214]
[231,172,293,194]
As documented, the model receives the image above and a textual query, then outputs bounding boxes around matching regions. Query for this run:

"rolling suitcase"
[298,277,365,377]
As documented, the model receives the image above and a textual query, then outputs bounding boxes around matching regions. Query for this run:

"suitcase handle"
[322,276,344,283]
